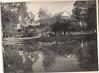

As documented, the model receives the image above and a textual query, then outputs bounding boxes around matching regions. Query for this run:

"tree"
[73,0,98,71]
[38,8,50,20]
[72,0,96,31]
[38,8,51,36]
[50,20,70,35]
[69,18,81,31]
[38,8,51,27]
[1,2,27,37]
[72,1,88,31]
[50,15,79,35]
[86,1,96,30]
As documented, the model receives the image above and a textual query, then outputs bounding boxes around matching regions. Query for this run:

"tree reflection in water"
[43,48,56,71]
[3,36,98,72]
[76,40,98,71]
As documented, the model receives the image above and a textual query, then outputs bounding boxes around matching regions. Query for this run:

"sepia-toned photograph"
[1,0,98,73]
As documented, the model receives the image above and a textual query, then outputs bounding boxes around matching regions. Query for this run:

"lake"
[3,36,98,72]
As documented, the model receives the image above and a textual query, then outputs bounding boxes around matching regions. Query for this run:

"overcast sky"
[26,1,76,20]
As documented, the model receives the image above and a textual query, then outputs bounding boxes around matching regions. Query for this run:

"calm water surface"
[3,39,97,72]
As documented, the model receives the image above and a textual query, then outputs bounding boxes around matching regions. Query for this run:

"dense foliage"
[1,3,27,37]
[73,0,98,70]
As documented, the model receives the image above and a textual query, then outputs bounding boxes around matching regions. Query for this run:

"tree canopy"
[72,0,96,31]
[1,3,27,37]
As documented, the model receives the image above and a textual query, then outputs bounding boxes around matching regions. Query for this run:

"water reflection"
[3,37,98,72]
[32,51,45,72]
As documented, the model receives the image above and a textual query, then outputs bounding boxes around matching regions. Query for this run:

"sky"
[26,1,76,20]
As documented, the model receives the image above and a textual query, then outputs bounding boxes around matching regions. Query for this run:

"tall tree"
[72,1,88,31]
[72,0,96,31]
[1,2,27,37]
[38,8,51,27]
[86,1,96,30]
[38,8,51,36]
[73,0,98,70]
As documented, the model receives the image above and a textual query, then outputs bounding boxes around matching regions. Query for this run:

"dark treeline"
[1,0,97,38]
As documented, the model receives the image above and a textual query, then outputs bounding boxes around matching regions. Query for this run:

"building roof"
[53,11,71,17]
